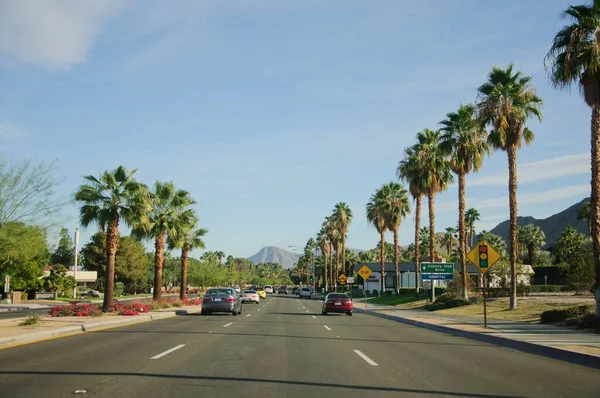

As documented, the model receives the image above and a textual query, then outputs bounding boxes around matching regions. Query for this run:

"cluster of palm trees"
[309,202,353,291]
[75,166,208,312]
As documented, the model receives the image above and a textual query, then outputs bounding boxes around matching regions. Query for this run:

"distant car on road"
[322,293,352,316]
[201,288,242,316]
[278,285,289,294]
[298,287,312,299]
[264,285,274,294]
[255,288,267,299]
[241,290,260,304]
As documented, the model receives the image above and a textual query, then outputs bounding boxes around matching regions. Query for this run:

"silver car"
[201,288,242,316]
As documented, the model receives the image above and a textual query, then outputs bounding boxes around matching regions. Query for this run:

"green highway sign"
[420,262,454,274]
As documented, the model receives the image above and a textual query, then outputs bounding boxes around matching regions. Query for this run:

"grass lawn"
[436,297,593,322]
[366,294,427,307]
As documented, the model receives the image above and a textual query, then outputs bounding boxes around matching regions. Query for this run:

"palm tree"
[316,228,330,291]
[578,201,591,236]
[333,202,353,277]
[477,64,543,310]
[380,182,411,294]
[133,181,195,302]
[442,226,458,257]
[465,208,481,249]
[215,251,225,264]
[304,238,316,284]
[324,216,341,288]
[546,3,600,309]
[440,104,489,299]
[476,231,507,257]
[74,166,149,312]
[516,224,545,267]
[413,129,454,261]
[167,211,208,300]
[366,188,388,294]
[397,145,428,295]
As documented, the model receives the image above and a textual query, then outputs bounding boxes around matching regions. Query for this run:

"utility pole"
[73,228,79,299]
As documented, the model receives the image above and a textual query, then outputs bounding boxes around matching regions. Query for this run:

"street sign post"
[420,263,454,301]
[467,240,502,328]
[338,274,347,284]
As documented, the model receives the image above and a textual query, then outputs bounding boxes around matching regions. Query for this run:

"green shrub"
[526,285,568,293]
[577,314,600,331]
[540,304,594,323]
[425,294,471,311]
[113,282,125,298]
[19,313,40,326]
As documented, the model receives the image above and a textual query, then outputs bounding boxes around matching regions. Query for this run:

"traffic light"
[479,245,488,268]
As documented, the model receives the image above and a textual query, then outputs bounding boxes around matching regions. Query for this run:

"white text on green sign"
[420,263,454,274]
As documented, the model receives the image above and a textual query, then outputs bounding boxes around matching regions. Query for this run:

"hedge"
[540,304,594,323]
[425,294,471,311]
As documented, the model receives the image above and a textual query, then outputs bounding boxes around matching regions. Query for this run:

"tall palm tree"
[133,181,195,302]
[397,145,427,295]
[333,202,353,277]
[304,238,316,284]
[167,211,208,300]
[546,3,600,311]
[477,64,543,310]
[324,216,341,288]
[316,228,330,291]
[440,104,489,299]
[74,166,150,312]
[366,187,388,295]
[442,226,458,257]
[465,208,481,249]
[215,251,225,264]
[380,182,411,295]
[413,129,454,261]
[578,201,592,236]
[516,224,545,267]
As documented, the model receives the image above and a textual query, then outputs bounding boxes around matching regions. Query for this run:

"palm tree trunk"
[414,196,421,296]
[428,188,436,260]
[153,232,166,302]
[458,173,468,300]
[180,247,189,300]
[323,251,328,292]
[335,248,340,291]
[394,230,399,295]
[380,230,386,295]
[591,106,600,317]
[470,224,474,248]
[103,218,119,312]
[341,238,347,278]
[329,243,333,289]
[507,145,518,310]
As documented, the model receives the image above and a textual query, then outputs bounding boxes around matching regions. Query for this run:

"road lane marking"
[151,344,185,359]
[312,316,316,319]
[306,310,309,313]
[223,322,233,328]
[246,314,251,317]
[257,309,261,311]
[354,350,378,366]
[324,325,332,331]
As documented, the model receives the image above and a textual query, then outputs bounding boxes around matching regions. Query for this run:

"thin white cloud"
[0,0,124,68]
[466,153,589,187]
[0,120,25,138]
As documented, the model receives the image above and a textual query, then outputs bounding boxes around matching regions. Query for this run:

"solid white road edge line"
[223,322,233,327]
[354,350,378,366]
[151,344,185,360]
[324,325,332,331]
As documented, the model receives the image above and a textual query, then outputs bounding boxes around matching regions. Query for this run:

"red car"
[321,293,353,316]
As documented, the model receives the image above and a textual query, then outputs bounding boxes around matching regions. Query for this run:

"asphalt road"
[0,295,599,397]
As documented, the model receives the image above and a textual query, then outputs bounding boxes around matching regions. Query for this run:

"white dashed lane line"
[223,323,233,328]
[150,344,185,360]
[246,314,251,317]
[354,350,378,366]
[324,325,332,331]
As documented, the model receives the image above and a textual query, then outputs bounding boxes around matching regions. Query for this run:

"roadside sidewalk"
[353,302,600,369]
[0,304,203,349]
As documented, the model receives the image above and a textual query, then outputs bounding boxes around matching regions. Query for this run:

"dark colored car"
[321,293,353,316]
[201,287,242,316]
[278,285,289,294]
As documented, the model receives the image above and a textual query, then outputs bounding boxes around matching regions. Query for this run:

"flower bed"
[184,298,202,306]
[48,302,103,317]
[111,302,151,316]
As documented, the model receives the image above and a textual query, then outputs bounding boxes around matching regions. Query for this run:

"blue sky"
[0,0,592,258]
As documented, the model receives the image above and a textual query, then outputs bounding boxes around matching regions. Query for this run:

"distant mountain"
[489,197,589,248]
[248,246,300,269]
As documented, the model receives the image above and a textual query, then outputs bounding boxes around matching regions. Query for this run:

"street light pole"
[73,228,79,299]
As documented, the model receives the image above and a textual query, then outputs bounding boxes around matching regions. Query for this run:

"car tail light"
[225,297,235,302]
[342,300,350,304]
[203,297,211,302]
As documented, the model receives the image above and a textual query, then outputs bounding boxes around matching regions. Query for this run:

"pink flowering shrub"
[184,298,202,306]
[110,302,151,316]
[48,302,103,317]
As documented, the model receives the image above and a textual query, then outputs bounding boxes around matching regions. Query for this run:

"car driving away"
[201,287,242,316]
[322,293,353,316]
[298,287,312,299]
[241,290,260,304]
[263,285,274,294]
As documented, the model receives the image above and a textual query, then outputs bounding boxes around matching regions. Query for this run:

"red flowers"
[48,302,103,317]
[110,302,151,316]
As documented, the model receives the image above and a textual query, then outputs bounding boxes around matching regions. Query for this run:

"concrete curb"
[0,306,204,349]
[355,307,600,370]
